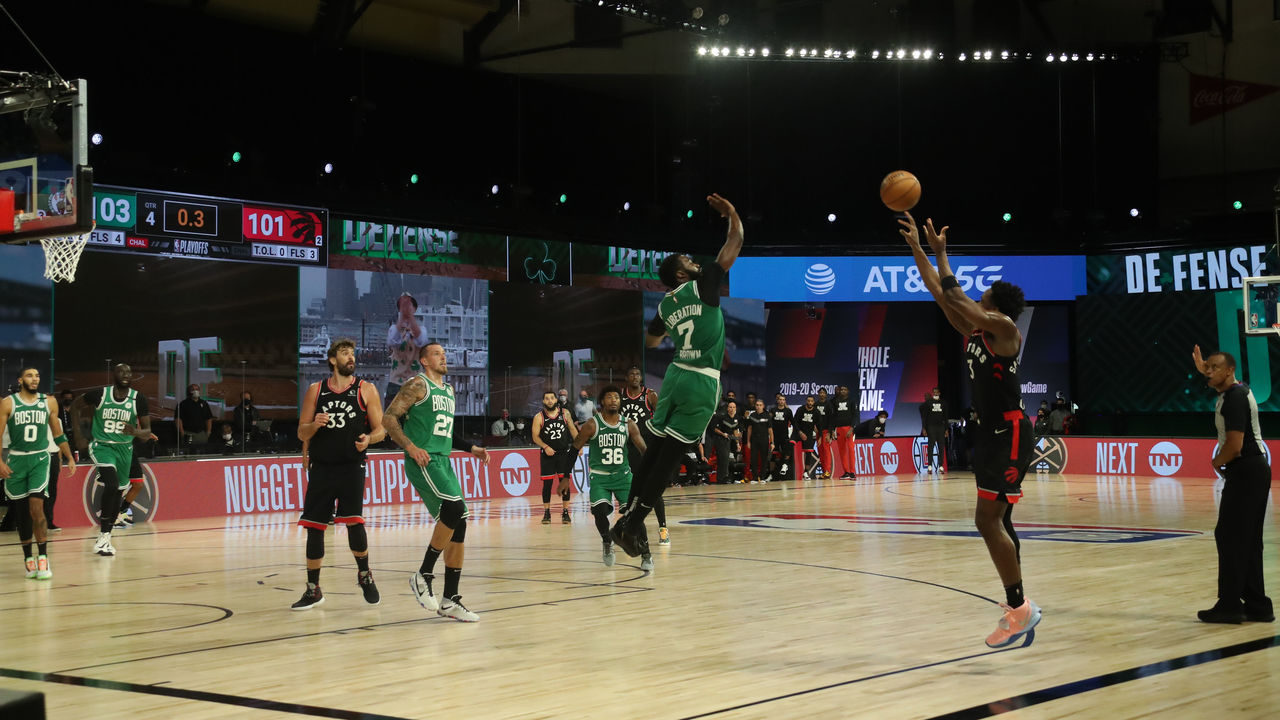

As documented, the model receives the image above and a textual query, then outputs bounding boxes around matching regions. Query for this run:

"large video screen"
[0,244,52,393]
[298,268,488,416]
[54,251,299,421]
[765,302,937,436]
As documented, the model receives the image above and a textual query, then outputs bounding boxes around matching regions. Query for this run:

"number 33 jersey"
[312,377,370,464]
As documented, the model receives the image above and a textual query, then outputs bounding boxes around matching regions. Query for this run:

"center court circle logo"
[499,452,533,496]
[804,263,837,295]
[1147,441,1183,477]
[879,441,899,474]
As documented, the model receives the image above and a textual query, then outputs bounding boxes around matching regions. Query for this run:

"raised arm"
[645,312,667,349]
[707,193,744,271]
[899,212,972,335]
[924,218,1019,344]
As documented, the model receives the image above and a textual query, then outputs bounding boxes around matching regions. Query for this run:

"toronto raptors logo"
[81,462,160,524]
[1031,436,1068,474]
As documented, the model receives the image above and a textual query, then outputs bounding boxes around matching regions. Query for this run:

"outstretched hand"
[1191,344,1208,375]
[923,218,949,254]
[706,193,736,218]
[897,211,922,250]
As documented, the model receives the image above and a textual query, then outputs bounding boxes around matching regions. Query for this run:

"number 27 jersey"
[404,374,456,455]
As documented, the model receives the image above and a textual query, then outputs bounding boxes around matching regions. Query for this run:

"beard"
[685,265,703,281]
[543,401,558,411]
[337,361,355,377]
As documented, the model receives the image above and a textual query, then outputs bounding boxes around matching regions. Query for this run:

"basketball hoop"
[39,225,91,283]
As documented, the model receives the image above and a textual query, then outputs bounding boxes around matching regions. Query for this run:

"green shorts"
[4,453,50,500]
[89,442,139,490]
[648,364,720,444]
[404,452,469,521]
[588,470,632,507]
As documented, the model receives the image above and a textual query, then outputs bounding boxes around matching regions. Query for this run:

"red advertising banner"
[56,447,542,528]
[1188,73,1280,125]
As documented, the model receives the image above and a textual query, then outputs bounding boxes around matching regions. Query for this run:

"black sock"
[421,545,442,576]
[307,567,320,587]
[355,554,369,572]
[653,496,667,528]
[37,542,47,556]
[443,566,461,599]
[1005,581,1025,608]
[22,543,32,560]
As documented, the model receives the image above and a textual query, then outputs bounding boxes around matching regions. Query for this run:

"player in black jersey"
[621,367,670,544]
[900,212,1041,648]
[815,388,833,478]
[919,388,949,475]
[769,394,795,480]
[292,339,386,610]
[794,396,820,479]
[745,399,772,482]
[532,390,578,524]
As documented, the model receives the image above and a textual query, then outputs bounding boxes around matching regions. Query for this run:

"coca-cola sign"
[1188,73,1279,124]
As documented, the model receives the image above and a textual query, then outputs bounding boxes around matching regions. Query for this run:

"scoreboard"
[88,185,328,267]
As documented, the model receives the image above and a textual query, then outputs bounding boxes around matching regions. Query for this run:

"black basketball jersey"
[620,388,653,425]
[311,378,369,464]
[795,407,819,438]
[539,407,572,450]
[965,330,1026,426]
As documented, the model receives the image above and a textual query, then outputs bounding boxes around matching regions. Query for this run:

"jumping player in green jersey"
[572,385,648,570]
[0,367,75,580]
[611,193,744,558]
[70,364,158,557]
[383,342,491,622]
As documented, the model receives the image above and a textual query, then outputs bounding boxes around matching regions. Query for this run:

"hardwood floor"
[0,470,1275,719]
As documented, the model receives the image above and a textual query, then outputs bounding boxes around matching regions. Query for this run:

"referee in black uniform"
[1192,345,1274,624]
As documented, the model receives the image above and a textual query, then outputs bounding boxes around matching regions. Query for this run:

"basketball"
[880,170,921,212]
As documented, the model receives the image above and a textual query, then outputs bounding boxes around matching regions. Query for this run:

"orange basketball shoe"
[985,598,1041,648]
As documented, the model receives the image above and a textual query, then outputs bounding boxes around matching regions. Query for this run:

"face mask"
[516,422,525,429]
[190,392,200,400]
[223,433,232,441]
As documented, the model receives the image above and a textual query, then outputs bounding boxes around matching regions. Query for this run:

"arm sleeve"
[695,263,725,307]
[647,312,666,337]
[452,431,476,454]
[1221,390,1251,433]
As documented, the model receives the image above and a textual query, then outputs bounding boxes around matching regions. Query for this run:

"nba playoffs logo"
[804,263,837,295]
[1147,441,1183,477]
[911,436,929,473]
[499,453,532,496]
[1032,437,1068,473]
[879,441,899,474]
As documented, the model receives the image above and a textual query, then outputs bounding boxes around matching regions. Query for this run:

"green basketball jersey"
[588,412,631,475]
[6,393,49,454]
[93,386,138,444]
[659,280,725,372]
[403,373,456,456]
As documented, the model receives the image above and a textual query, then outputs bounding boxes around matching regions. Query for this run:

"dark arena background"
[1,2,1278,719]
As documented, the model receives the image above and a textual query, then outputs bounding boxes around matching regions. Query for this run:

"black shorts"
[797,434,816,452]
[298,461,366,530]
[540,447,575,479]
[973,417,1033,503]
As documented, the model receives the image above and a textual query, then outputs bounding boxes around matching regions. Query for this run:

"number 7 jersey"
[404,373,456,455]
[657,274,725,372]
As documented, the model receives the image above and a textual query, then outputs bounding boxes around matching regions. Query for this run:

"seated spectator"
[207,422,240,454]
[856,411,889,439]
[491,409,515,442]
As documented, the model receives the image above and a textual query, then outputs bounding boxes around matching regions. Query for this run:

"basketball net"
[40,226,91,283]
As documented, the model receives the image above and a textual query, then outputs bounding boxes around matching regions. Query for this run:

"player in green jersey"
[0,367,75,579]
[70,364,157,557]
[611,193,744,558]
[383,342,490,622]
[572,385,648,570]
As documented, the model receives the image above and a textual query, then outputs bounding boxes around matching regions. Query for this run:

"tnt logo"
[879,441,899,474]
[1147,441,1183,477]
[499,453,532,496]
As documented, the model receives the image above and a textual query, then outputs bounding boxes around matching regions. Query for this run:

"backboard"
[0,74,93,244]
[1243,275,1280,335]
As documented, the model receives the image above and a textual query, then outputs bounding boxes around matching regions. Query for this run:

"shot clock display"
[88,185,328,267]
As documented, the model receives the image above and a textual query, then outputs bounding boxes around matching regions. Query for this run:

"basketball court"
[1,469,1275,719]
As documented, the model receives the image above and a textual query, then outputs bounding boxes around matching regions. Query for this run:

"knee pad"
[451,519,467,543]
[560,488,570,502]
[305,527,326,560]
[541,478,553,503]
[438,498,467,528]
[346,523,368,553]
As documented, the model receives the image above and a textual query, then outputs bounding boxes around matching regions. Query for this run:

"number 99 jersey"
[89,386,142,445]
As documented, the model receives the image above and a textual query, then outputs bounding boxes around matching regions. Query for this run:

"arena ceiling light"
[696,45,1143,63]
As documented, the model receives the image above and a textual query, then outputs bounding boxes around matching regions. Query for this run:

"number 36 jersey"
[404,373,456,456]
[84,386,147,445]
